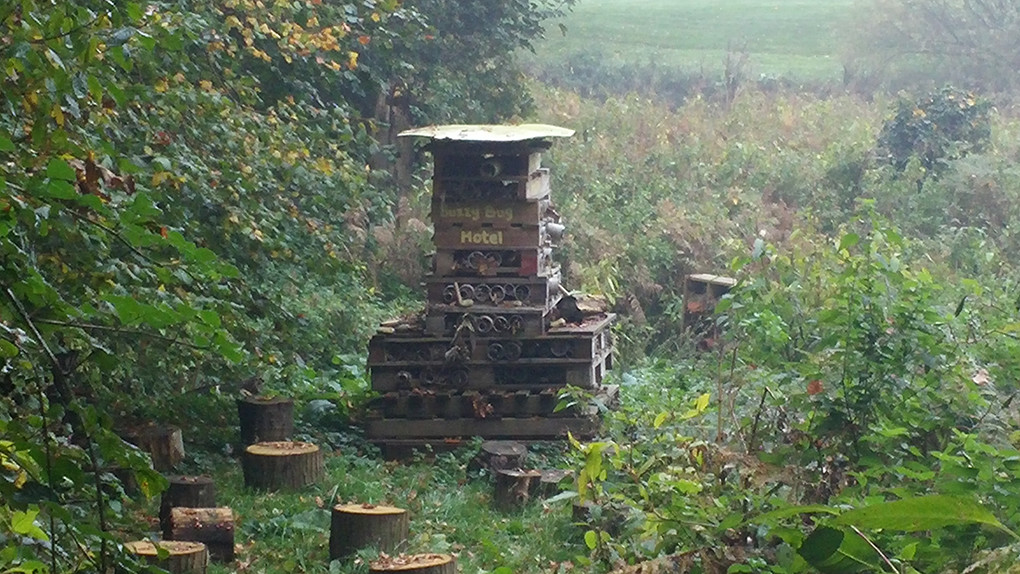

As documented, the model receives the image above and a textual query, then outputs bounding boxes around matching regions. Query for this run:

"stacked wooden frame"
[365,125,616,450]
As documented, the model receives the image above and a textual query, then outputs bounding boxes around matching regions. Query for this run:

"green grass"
[535,0,858,80]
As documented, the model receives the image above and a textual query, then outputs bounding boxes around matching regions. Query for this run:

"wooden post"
[370,554,457,573]
[159,475,216,534]
[470,441,527,473]
[242,441,324,490]
[165,507,235,562]
[236,396,294,445]
[492,468,542,510]
[329,503,410,560]
[124,540,208,574]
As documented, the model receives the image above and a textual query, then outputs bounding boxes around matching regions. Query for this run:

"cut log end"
[125,540,208,574]
[245,440,318,456]
[370,553,457,573]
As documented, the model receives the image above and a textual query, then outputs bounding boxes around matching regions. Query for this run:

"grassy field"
[534,0,858,81]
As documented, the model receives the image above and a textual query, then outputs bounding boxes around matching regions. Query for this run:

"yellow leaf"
[371,12,380,22]
[199,80,213,91]
[155,78,168,93]
[51,106,64,127]
[347,50,358,69]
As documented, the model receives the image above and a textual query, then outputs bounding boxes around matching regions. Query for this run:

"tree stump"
[165,507,235,562]
[124,424,185,471]
[535,469,573,499]
[159,475,217,533]
[370,553,457,573]
[469,441,527,473]
[124,540,208,574]
[329,503,410,560]
[237,396,294,445]
[242,441,324,490]
[492,468,542,510]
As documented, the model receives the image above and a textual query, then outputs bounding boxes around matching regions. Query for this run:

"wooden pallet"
[369,327,610,365]
[370,314,614,360]
[364,415,600,440]
[432,247,553,277]
[369,386,619,420]
[369,349,610,391]
[433,151,541,180]
[424,269,561,308]
[433,169,550,202]
[423,307,550,338]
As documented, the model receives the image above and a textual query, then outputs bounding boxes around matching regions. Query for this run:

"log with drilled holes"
[329,503,410,560]
[165,507,235,562]
[242,441,324,490]
[236,396,294,445]
[124,540,208,574]
[492,468,542,510]
[159,475,217,534]
[370,553,458,574]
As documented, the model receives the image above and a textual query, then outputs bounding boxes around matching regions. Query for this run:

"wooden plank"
[364,416,600,440]
[433,169,550,202]
[423,310,547,338]
[431,198,550,229]
[433,224,547,250]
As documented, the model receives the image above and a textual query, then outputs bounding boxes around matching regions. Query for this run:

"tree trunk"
[159,475,217,534]
[165,507,235,563]
[470,440,527,473]
[124,540,208,574]
[329,503,410,560]
[236,396,294,445]
[242,441,324,490]
[370,554,457,573]
[493,468,542,510]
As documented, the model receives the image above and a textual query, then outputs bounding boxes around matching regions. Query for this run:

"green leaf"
[0,339,19,358]
[46,158,76,181]
[0,134,13,152]
[838,233,860,252]
[583,529,598,550]
[798,526,880,574]
[11,508,49,541]
[653,412,668,428]
[834,495,1018,539]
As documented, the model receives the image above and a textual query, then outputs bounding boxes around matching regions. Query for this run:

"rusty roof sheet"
[398,124,574,142]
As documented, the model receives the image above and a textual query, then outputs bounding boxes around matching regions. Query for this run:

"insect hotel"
[365,124,616,452]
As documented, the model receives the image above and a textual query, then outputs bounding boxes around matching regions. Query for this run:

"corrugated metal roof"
[398,124,574,142]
